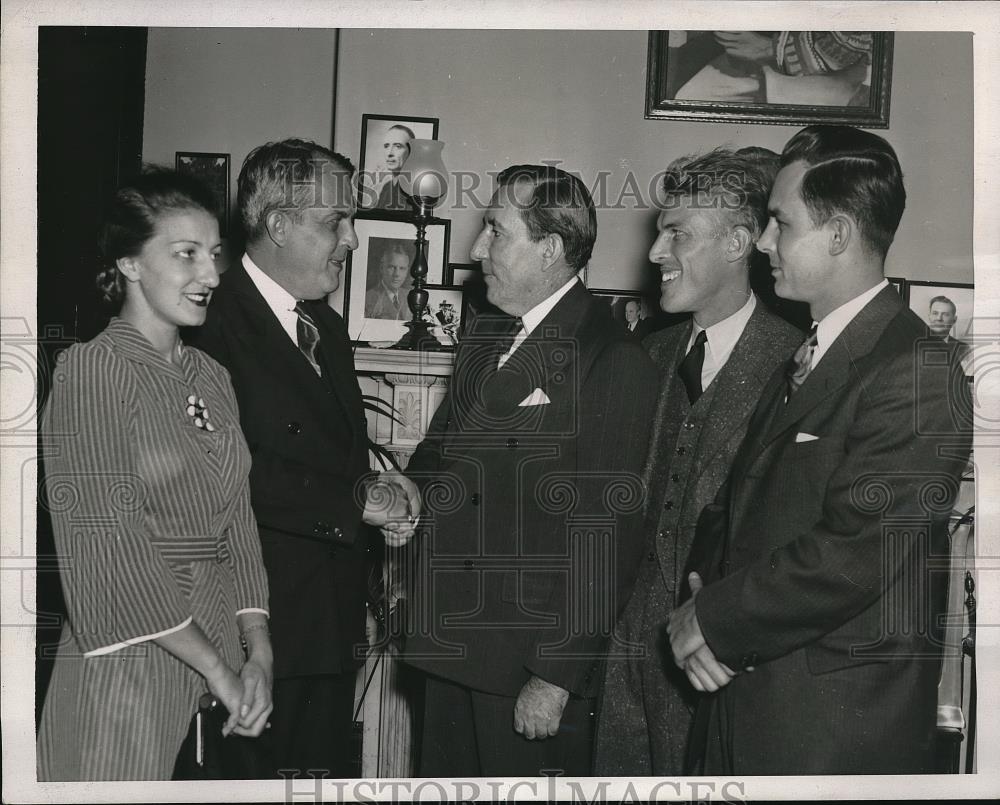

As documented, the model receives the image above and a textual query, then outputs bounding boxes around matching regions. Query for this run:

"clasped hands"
[363,471,422,547]
[666,572,739,693]
[206,655,273,738]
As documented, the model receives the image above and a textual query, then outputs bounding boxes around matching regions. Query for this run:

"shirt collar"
[242,253,299,316]
[689,293,757,360]
[813,279,889,368]
[520,277,579,335]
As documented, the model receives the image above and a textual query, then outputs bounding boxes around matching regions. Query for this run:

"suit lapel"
[641,323,691,491]
[225,266,359,446]
[695,306,795,472]
[762,286,902,447]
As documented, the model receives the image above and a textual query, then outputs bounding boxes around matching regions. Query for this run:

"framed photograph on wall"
[176,152,230,234]
[357,114,440,213]
[424,284,465,348]
[906,280,974,348]
[886,276,908,301]
[645,31,893,127]
[589,288,658,339]
[344,214,450,344]
[446,262,482,286]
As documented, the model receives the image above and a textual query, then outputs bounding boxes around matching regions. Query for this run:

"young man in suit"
[189,139,419,778]
[402,165,658,776]
[668,126,972,774]
[594,148,802,775]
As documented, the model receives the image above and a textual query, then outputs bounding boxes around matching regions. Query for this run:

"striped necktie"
[495,317,523,368]
[294,301,322,377]
[785,324,818,400]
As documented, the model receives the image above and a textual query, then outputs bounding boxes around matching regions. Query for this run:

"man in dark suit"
[402,165,658,776]
[668,126,971,774]
[189,139,419,778]
[595,148,802,775]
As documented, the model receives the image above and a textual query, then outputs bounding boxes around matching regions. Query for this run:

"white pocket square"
[518,388,551,407]
[795,432,820,443]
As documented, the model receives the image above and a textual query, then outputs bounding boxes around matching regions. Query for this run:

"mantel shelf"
[352,346,456,376]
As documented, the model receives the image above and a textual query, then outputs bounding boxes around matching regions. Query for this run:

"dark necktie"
[677,329,708,404]
[294,301,322,377]
[786,324,819,400]
[495,317,523,367]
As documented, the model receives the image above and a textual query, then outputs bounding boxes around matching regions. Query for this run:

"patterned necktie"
[495,317,524,368]
[786,324,819,400]
[677,329,708,404]
[294,301,322,377]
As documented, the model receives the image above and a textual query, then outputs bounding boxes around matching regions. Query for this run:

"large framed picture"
[175,152,230,234]
[646,31,893,127]
[357,114,440,213]
[344,214,451,345]
[907,280,974,348]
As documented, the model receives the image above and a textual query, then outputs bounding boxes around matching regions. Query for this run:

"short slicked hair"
[929,295,957,314]
[238,138,355,244]
[496,164,597,272]
[660,147,775,241]
[781,125,905,259]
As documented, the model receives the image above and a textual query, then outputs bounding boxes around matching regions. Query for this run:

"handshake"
[362,471,422,547]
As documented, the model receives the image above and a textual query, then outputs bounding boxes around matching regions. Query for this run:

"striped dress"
[37,318,269,781]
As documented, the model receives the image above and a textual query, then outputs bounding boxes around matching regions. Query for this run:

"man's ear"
[265,210,288,247]
[727,226,753,263]
[540,232,565,270]
[827,214,852,257]
[116,256,139,282]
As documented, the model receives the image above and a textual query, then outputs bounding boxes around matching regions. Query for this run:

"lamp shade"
[398,139,448,202]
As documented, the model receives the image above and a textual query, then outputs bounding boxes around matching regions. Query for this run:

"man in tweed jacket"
[595,148,801,775]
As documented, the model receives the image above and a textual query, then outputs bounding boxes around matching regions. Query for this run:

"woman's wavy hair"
[97,168,218,309]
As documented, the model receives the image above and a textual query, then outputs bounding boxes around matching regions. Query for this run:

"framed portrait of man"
[357,114,439,213]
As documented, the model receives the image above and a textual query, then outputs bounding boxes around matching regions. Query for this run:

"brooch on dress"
[185,394,216,431]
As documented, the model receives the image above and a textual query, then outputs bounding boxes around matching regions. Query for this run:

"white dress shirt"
[812,280,889,370]
[242,253,301,345]
[687,293,757,391]
[498,277,578,368]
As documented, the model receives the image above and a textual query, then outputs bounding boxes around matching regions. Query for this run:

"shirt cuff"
[236,607,270,617]
[83,616,193,657]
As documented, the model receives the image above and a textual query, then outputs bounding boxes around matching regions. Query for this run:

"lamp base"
[391,318,446,351]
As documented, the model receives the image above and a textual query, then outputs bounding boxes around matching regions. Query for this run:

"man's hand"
[513,675,569,740]
[667,572,736,692]
[363,472,423,546]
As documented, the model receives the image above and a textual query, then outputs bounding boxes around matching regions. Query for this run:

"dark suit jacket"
[402,281,659,698]
[187,263,372,678]
[692,286,971,774]
[595,302,801,775]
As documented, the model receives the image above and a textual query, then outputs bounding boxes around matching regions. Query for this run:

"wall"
[142,29,974,290]
[143,27,338,231]
[334,29,973,289]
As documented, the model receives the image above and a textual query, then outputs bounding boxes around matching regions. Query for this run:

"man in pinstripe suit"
[595,147,801,775]
[190,139,419,778]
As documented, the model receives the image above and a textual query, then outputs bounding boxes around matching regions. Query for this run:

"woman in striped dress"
[38,170,272,780]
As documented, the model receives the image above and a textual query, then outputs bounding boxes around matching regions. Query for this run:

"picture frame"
[357,114,440,213]
[423,284,466,348]
[906,280,975,344]
[175,152,230,234]
[589,287,658,338]
[343,214,451,345]
[446,262,482,286]
[645,31,894,127]
[886,276,908,302]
